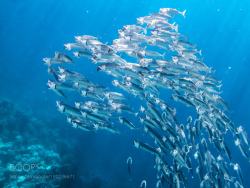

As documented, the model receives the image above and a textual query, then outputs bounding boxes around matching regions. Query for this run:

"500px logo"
[8,163,42,172]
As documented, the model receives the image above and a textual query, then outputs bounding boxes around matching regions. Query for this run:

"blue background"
[0,0,249,187]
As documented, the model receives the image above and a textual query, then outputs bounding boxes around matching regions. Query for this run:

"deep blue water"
[0,0,250,187]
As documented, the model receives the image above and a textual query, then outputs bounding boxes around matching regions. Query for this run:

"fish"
[64,43,84,51]
[237,126,249,146]
[231,163,244,185]
[159,8,186,18]
[44,7,250,188]
[73,50,93,59]
[144,125,168,152]
[171,149,189,169]
[47,80,66,97]
[134,140,161,156]
[119,117,136,129]
[140,180,147,188]
[156,180,162,188]
[126,156,133,177]
[235,138,249,160]
[66,117,95,131]
[43,52,73,66]
[104,91,125,101]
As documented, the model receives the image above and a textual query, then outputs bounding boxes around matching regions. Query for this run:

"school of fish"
[43,8,250,188]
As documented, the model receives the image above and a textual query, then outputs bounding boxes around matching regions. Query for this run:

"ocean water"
[0,0,250,187]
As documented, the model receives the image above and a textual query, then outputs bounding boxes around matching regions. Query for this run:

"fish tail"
[182,10,187,18]
[161,112,169,123]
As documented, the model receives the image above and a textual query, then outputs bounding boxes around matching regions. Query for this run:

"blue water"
[0,0,250,187]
